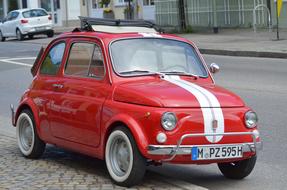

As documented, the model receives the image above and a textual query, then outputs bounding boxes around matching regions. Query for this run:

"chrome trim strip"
[147,132,261,162]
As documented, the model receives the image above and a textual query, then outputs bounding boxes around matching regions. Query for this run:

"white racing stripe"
[164,75,224,143]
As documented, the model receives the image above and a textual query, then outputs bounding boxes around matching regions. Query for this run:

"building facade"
[156,0,287,30]
[1,0,286,29]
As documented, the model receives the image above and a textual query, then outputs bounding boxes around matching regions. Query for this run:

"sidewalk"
[54,27,287,59]
[179,29,287,59]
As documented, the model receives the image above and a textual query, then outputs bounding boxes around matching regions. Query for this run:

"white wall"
[27,0,39,8]
[67,0,80,20]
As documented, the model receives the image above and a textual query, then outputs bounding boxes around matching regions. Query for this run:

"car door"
[3,11,19,36]
[7,11,19,37]
[1,12,12,36]
[32,40,67,140]
[49,38,109,147]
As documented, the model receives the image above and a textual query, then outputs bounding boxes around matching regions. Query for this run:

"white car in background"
[0,8,54,41]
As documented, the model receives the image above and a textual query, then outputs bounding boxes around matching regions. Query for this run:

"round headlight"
[161,112,177,131]
[245,111,258,128]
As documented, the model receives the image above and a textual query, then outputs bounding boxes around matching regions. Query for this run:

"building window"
[8,0,19,12]
[22,0,27,8]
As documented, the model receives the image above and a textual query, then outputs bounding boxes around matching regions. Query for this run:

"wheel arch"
[102,115,149,159]
[15,100,43,139]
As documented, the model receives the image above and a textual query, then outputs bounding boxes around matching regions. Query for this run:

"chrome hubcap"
[109,136,131,177]
[19,117,33,151]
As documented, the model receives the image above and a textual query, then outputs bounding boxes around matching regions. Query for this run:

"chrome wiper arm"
[119,70,151,75]
[160,71,199,79]
[119,70,165,77]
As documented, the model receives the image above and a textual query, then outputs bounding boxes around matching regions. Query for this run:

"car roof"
[58,30,193,46]
[10,8,47,13]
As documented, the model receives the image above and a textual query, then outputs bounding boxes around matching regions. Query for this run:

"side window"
[89,45,105,79]
[11,12,19,20]
[65,42,105,79]
[65,43,94,76]
[40,42,65,75]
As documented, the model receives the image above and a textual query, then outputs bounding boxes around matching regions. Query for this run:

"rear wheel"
[16,29,24,41]
[16,109,46,159]
[47,30,54,38]
[105,126,146,187]
[218,156,257,179]
[0,30,6,42]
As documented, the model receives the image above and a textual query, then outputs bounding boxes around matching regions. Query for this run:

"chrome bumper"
[148,132,262,162]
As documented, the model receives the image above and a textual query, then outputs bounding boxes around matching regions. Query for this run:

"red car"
[11,18,262,187]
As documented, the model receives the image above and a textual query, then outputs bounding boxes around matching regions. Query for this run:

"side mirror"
[209,63,220,74]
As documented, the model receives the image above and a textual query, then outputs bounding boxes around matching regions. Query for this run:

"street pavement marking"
[0,57,36,67]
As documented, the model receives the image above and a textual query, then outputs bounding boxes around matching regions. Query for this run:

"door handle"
[52,84,64,89]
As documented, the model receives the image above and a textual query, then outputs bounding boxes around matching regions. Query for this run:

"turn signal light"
[20,19,28,24]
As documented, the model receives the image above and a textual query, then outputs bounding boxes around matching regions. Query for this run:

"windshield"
[110,38,208,77]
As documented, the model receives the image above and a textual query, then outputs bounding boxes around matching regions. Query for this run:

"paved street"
[0,36,286,190]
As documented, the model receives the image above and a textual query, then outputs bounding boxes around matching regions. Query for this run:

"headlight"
[245,111,258,128]
[161,112,177,131]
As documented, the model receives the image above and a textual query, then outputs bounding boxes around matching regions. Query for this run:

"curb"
[199,48,287,59]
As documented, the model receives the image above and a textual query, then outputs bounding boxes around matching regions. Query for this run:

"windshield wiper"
[119,70,164,77]
[160,71,199,79]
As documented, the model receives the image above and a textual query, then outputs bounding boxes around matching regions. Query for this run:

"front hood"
[113,77,245,108]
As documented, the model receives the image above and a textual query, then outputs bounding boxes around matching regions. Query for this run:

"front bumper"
[148,132,262,162]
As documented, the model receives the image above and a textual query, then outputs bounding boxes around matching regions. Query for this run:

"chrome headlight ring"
[161,112,177,131]
[245,111,258,128]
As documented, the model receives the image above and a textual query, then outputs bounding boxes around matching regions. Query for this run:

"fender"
[14,97,44,140]
[101,113,149,159]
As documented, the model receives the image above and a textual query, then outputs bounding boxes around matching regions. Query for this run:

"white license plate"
[191,145,243,160]
[35,27,46,31]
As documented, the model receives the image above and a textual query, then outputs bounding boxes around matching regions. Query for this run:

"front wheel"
[105,126,146,187]
[16,109,46,159]
[218,156,257,179]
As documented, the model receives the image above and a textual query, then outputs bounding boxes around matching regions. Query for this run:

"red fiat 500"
[11,18,262,187]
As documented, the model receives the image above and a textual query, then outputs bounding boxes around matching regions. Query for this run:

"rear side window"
[65,42,105,79]
[23,9,48,18]
[40,43,65,75]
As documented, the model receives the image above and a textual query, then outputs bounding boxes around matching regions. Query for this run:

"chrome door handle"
[52,84,64,89]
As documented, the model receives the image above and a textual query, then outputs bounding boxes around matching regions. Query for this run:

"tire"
[16,109,46,159]
[105,126,146,187]
[16,29,24,41]
[28,34,34,39]
[218,156,257,179]
[47,30,54,38]
[0,30,6,42]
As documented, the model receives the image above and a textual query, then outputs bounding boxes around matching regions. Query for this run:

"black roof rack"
[78,16,164,33]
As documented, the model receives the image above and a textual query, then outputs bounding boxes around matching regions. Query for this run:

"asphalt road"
[0,37,286,190]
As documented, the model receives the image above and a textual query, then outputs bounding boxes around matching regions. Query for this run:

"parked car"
[0,8,54,41]
[11,18,262,187]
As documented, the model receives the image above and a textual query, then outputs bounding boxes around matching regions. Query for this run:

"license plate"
[191,145,243,160]
[35,27,46,31]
